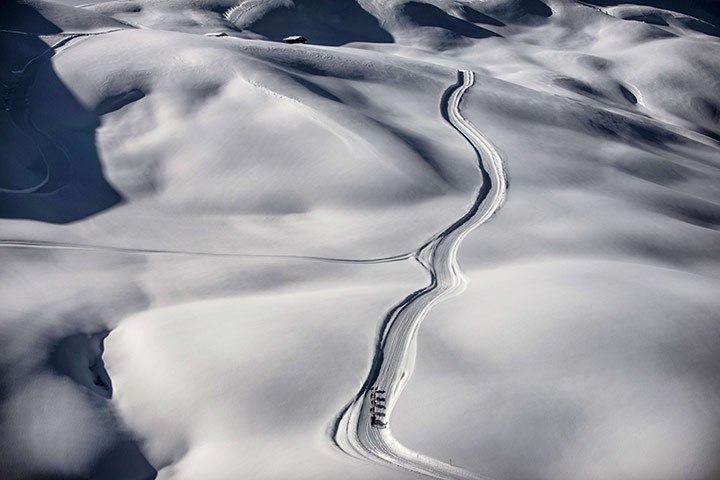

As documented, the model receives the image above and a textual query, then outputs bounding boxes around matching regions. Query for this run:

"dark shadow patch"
[0,5,124,223]
[382,122,454,187]
[598,8,708,39]
[290,75,343,103]
[401,2,501,39]
[516,0,553,18]
[696,127,720,144]
[554,77,604,99]
[619,84,638,105]
[459,6,506,26]
[650,195,720,230]
[0,1,62,34]
[243,0,393,46]
[623,12,669,26]
[0,112,46,192]
[583,110,682,149]
[21,440,158,480]
[692,97,720,125]
[688,97,720,141]
[90,439,157,480]
[48,331,113,399]
[480,0,552,24]
[577,54,613,71]
[676,17,720,37]
[45,330,158,479]
[95,89,145,117]
[583,0,720,28]
[632,22,678,40]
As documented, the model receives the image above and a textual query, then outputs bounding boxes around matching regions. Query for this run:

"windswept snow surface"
[2,0,720,479]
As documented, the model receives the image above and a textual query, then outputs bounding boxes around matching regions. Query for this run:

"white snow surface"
[1,0,719,479]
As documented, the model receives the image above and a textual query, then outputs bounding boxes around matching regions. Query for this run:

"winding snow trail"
[332,70,507,479]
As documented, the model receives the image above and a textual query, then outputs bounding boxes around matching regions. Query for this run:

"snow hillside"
[1,0,719,479]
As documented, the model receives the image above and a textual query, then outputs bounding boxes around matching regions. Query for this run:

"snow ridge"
[331,69,507,479]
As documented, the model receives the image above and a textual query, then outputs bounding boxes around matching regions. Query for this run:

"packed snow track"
[331,70,507,479]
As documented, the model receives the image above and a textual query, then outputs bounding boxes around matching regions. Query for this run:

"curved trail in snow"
[331,70,507,480]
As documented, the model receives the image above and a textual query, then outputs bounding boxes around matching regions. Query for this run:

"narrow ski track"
[0,240,412,264]
[331,70,507,480]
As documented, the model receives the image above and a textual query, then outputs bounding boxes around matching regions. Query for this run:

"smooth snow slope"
[1,0,719,479]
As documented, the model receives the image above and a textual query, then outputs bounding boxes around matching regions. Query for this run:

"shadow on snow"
[0,1,123,224]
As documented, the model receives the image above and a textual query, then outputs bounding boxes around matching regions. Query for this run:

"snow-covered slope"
[1,0,719,479]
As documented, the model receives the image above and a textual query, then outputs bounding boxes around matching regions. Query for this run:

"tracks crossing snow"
[331,69,507,480]
[0,240,411,264]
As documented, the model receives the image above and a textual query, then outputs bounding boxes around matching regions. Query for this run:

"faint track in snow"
[331,70,507,480]
[0,240,413,265]
[0,28,127,37]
